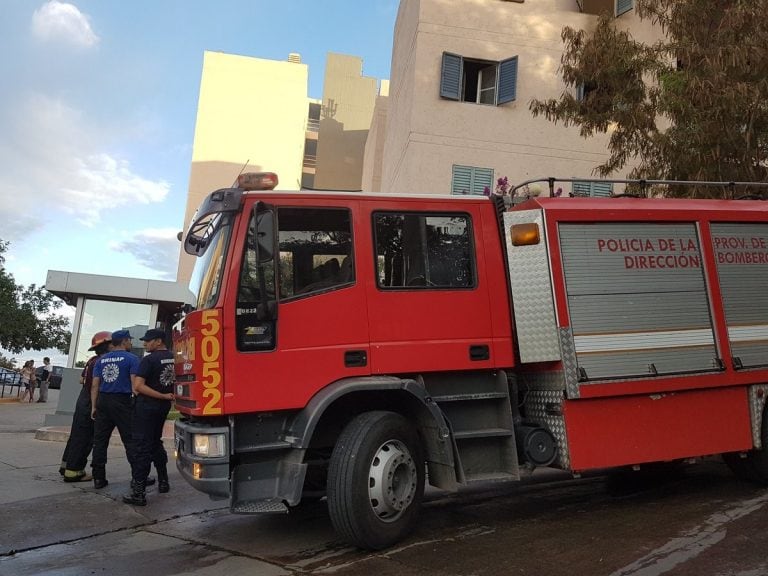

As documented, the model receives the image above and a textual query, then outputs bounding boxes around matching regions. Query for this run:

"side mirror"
[254,210,275,263]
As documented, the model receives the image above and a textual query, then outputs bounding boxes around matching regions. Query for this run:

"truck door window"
[276,207,353,299]
[374,212,475,289]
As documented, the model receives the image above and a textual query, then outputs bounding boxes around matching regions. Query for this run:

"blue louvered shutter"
[472,167,494,195]
[441,53,462,100]
[616,0,633,16]
[591,181,613,197]
[452,165,473,195]
[573,180,613,197]
[497,56,518,105]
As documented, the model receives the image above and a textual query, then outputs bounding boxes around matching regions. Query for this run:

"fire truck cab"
[174,174,768,549]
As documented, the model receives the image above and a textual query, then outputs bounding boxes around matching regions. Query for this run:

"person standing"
[90,330,139,489]
[123,329,175,506]
[36,357,52,403]
[60,331,111,482]
[19,360,36,403]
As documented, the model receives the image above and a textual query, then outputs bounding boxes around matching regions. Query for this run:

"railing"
[0,372,22,398]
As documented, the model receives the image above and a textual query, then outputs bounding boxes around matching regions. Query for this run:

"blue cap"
[140,328,166,341]
[111,329,132,342]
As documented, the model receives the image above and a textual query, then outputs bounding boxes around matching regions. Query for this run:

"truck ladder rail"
[508,177,768,201]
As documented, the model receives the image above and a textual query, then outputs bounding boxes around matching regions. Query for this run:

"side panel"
[559,223,719,382]
[565,387,753,470]
[503,209,561,363]
[711,223,768,369]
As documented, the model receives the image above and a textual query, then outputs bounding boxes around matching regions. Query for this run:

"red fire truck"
[173,173,768,549]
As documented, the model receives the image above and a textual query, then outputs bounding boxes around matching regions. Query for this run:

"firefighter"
[90,330,139,489]
[59,331,111,482]
[123,328,175,506]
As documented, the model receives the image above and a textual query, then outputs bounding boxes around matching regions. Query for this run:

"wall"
[380,0,660,195]
[178,51,309,282]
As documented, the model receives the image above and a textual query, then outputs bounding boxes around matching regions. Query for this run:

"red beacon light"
[237,172,278,191]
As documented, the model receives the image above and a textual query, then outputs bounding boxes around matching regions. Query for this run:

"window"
[576,80,598,102]
[440,52,518,105]
[276,207,353,299]
[577,0,633,16]
[451,165,494,196]
[572,180,613,197]
[374,212,475,290]
[616,0,633,16]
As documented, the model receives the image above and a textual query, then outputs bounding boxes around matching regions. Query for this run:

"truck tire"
[723,407,768,485]
[327,411,424,550]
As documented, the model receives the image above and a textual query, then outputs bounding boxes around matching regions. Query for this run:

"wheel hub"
[368,439,417,522]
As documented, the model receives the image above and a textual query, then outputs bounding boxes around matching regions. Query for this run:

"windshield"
[189,214,233,310]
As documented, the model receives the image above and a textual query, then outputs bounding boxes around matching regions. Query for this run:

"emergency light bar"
[238,172,278,191]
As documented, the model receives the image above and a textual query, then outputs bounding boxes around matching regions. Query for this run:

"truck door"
[364,201,497,373]
[227,201,370,411]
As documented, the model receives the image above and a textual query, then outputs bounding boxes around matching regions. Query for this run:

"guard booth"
[43,270,194,425]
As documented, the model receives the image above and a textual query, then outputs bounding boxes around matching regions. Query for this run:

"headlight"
[192,433,226,457]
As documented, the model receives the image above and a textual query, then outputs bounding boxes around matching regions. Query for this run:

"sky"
[0,0,398,364]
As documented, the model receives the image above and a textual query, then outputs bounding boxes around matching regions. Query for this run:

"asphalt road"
[2,392,768,576]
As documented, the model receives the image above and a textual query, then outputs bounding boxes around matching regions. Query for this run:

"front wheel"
[327,411,424,550]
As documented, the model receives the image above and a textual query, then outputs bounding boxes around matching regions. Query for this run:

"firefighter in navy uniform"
[123,328,175,506]
[91,330,140,489]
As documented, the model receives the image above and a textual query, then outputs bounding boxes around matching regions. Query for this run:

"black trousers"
[92,392,135,479]
[62,386,94,472]
[131,397,171,482]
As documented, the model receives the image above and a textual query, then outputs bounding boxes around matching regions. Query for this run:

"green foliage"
[529,1,768,198]
[0,240,72,354]
[0,352,18,370]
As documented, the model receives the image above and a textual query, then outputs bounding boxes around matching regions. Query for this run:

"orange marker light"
[511,223,540,246]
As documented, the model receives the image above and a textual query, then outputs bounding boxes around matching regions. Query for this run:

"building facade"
[178,51,382,282]
[366,0,659,196]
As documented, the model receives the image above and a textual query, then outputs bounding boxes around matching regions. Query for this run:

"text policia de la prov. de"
[596,236,768,269]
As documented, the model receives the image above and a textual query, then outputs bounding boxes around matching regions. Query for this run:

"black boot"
[157,464,170,494]
[131,477,155,489]
[122,480,146,506]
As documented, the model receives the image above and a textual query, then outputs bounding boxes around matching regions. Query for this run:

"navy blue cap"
[111,329,132,342]
[140,328,166,341]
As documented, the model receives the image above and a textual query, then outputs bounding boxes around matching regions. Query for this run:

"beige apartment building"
[177,51,381,282]
[364,0,659,197]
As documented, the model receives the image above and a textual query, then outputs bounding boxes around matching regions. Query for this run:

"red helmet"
[88,331,112,351]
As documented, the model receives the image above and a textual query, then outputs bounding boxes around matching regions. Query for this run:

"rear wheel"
[723,406,768,485]
[327,411,424,550]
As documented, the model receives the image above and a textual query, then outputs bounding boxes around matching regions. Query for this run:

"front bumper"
[174,419,230,499]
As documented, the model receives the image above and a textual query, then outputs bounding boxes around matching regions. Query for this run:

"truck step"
[231,499,288,514]
[462,471,519,485]
[432,392,510,403]
[453,427,515,440]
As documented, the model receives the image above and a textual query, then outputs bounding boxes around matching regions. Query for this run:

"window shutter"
[441,53,462,101]
[472,168,494,195]
[591,182,613,197]
[452,165,473,195]
[576,83,585,102]
[573,180,613,197]
[616,0,633,16]
[497,56,518,105]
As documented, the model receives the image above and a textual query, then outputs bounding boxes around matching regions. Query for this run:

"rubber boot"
[122,480,147,506]
[156,463,170,493]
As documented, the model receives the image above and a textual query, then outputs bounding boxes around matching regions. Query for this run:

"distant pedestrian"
[60,331,111,483]
[19,360,36,403]
[123,328,175,506]
[36,357,52,403]
[90,330,139,489]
